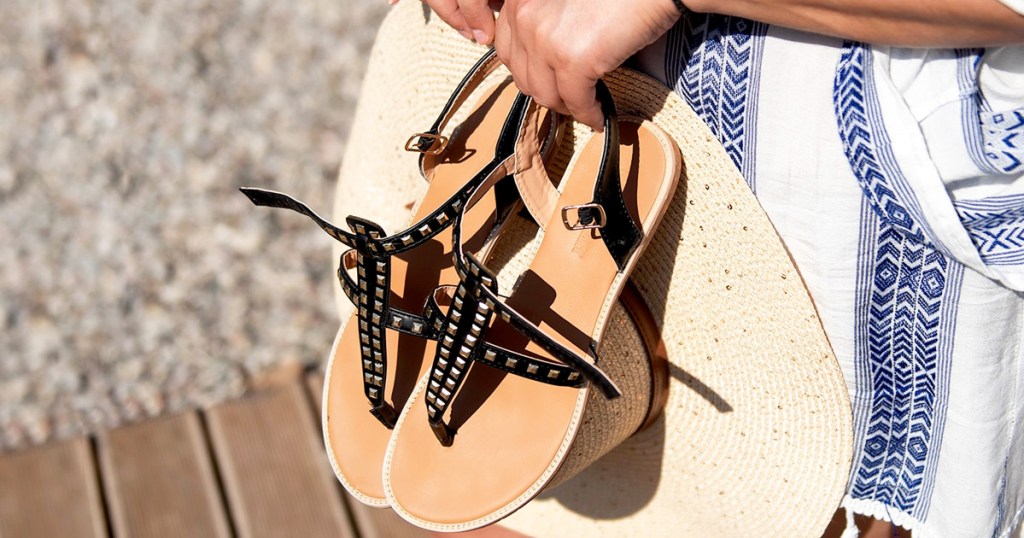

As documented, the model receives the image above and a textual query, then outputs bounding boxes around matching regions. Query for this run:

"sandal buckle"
[561,204,607,231]
[405,132,449,155]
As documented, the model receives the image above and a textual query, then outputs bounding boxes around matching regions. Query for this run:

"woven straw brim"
[331,2,853,536]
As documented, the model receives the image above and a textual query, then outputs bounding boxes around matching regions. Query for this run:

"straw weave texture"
[333,3,853,536]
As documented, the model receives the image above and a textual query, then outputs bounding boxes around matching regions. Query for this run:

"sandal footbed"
[324,79,531,502]
[386,120,680,525]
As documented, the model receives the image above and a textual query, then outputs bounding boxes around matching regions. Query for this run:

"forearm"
[685,0,1024,46]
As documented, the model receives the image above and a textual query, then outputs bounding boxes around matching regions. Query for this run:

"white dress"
[634,8,1024,538]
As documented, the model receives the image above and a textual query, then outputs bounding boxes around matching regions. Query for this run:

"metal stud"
[446,324,457,336]
[376,261,386,271]
[568,372,580,381]
[371,313,381,324]
[369,388,379,399]
[474,313,487,324]
[505,358,518,368]
[430,380,441,391]
[451,367,462,378]
[436,213,449,225]
[483,350,497,362]
[354,224,366,234]
[480,275,493,287]
[440,388,452,398]
[371,326,381,337]
[364,373,373,384]
[465,335,478,346]
[358,266,367,278]
[439,347,450,359]
[527,364,539,374]
[427,405,437,417]
[469,324,482,336]
[373,375,383,386]
[455,357,467,369]
[453,297,464,309]
[411,322,423,333]
[363,359,373,370]
[401,235,413,246]
[373,351,383,362]
[418,224,431,235]
[438,358,448,369]
[360,334,370,345]
[376,275,386,286]
[432,369,443,381]
[372,339,382,350]
[375,288,384,300]
[458,346,471,359]
[450,310,462,323]
[384,243,396,252]
[445,379,456,390]
[433,319,443,330]
[548,370,560,379]
[436,397,446,407]
[359,321,369,332]
[442,336,454,348]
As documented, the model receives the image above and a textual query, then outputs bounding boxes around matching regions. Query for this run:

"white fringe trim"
[841,496,933,537]
[842,496,1024,538]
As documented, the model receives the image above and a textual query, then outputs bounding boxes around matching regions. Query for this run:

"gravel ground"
[0,0,388,451]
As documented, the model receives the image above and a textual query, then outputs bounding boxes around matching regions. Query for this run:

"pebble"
[0,0,387,451]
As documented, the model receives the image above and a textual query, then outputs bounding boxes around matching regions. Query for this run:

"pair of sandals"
[242,49,681,532]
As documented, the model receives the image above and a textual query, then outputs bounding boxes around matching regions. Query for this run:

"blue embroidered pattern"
[956,49,1024,175]
[664,14,766,191]
[955,194,1024,266]
[980,110,1024,174]
[835,43,964,520]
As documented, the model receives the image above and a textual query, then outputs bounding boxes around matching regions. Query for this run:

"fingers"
[555,68,603,131]
[458,0,496,44]
[424,0,475,41]
[422,0,496,44]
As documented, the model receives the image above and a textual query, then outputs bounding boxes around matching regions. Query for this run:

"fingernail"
[459,29,474,41]
[387,0,398,5]
[472,29,488,44]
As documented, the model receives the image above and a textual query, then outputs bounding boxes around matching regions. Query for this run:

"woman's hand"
[494,0,681,130]
[418,0,503,44]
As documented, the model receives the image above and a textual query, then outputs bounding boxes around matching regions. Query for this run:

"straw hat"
[329,3,853,536]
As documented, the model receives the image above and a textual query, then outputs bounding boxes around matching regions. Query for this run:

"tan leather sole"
[384,118,681,528]
[323,79,539,506]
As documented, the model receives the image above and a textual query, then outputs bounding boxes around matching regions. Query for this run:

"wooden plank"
[207,376,354,538]
[0,437,107,538]
[305,372,431,538]
[97,412,231,538]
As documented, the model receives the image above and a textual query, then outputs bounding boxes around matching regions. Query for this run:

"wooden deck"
[0,366,910,538]
[0,368,429,538]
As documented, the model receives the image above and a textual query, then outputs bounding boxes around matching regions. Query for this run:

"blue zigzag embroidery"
[955,194,1024,266]
[956,49,1024,175]
[664,14,766,192]
[834,43,965,521]
[980,109,1024,174]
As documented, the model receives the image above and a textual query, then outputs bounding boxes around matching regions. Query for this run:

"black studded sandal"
[240,49,563,506]
[384,81,681,530]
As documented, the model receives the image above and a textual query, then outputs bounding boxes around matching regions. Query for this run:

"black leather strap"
[240,57,537,429]
[589,81,643,270]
